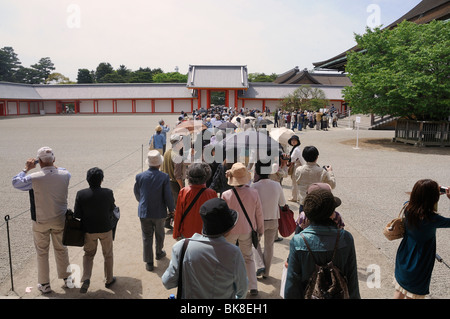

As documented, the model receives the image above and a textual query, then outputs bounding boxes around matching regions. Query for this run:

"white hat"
[37,146,55,162]
[145,150,163,167]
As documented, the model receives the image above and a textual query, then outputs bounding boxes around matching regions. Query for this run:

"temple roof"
[274,67,352,86]
[186,65,249,89]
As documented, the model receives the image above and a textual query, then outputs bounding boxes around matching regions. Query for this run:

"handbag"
[383,202,407,241]
[62,209,85,247]
[149,134,155,150]
[278,206,296,237]
[232,188,259,249]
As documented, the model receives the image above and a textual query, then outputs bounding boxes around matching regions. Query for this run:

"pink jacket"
[222,186,264,236]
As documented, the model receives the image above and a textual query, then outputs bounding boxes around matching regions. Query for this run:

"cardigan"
[172,184,217,239]
[395,212,450,295]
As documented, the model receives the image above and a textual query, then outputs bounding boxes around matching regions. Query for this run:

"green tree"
[279,85,329,111]
[0,46,22,82]
[101,71,128,83]
[343,20,450,121]
[95,62,114,83]
[128,67,163,83]
[31,57,55,83]
[248,72,277,82]
[77,68,94,83]
[15,66,41,84]
[152,72,187,83]
[45,72,73,84]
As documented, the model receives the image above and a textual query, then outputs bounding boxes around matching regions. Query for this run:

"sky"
[0,0,423,81]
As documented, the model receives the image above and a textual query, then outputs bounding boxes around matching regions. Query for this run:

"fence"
[394,119,450,147]
[0,144,146,293]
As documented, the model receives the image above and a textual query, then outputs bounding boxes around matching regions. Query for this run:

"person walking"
[284,188,360,299]
[74,167,117,293]
[172,162,217,240]
[158,120,170,154]
[134,150,175,271]
[295,146,336,213]
[394,179,450,299]
[149,125,165,154]
[12,146,72,294]
[251,161,287,279]
[222,162,264,296]
[161,134,186,229]
[162,198,248,299]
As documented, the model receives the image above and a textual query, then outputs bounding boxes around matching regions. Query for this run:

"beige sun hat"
[226,162,251,186]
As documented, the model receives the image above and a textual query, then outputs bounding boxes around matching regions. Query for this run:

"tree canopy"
[248,72,277,82]
[279,85,329,111]
[343,20,450,121]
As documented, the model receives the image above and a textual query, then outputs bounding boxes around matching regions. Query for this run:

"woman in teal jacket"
[394,179,450,299]
[284,188,360,299]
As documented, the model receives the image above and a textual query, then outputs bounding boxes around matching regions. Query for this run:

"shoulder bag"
[232,188,259,249]
[176,238,190,299]
[383,202,407,241]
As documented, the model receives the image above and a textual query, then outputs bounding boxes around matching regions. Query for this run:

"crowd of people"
[274,105,339,131]
[11,112,450,299]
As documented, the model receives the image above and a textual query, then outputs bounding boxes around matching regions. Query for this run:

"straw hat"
[226,163,251,186]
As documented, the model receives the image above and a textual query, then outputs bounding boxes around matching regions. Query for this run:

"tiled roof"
[243,83,345,100]
[186,65,249,89]
[0,82,194,100]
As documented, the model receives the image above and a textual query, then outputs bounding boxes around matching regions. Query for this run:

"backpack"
[300,231,349,299]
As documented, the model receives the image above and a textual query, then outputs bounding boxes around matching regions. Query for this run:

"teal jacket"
[395,213,450,295]
[284,225,360,299]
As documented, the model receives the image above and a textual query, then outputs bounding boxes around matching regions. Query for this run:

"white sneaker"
[37,283,52,294]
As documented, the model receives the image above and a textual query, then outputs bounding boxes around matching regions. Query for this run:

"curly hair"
[187,162,212,185]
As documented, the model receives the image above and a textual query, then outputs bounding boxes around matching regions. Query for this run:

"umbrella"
[172,120,206,135]
[218,130,280,163]
[269,127,295,145]
[218,121,237,130]
[256,119,274,126]
[231,115,245,124]
[245,116,256,121]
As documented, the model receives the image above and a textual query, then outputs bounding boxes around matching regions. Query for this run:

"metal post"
[436,254,450,270]
[5,215,14,292]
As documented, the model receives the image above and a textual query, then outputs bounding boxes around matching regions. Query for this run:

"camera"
[34,159,39,165]
[323,165,330,170]
[440,186,448,194]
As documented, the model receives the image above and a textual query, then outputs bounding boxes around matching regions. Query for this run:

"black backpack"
[300,231,349,299]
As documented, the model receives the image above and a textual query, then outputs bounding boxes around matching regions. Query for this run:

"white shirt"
[251,178,286,220]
